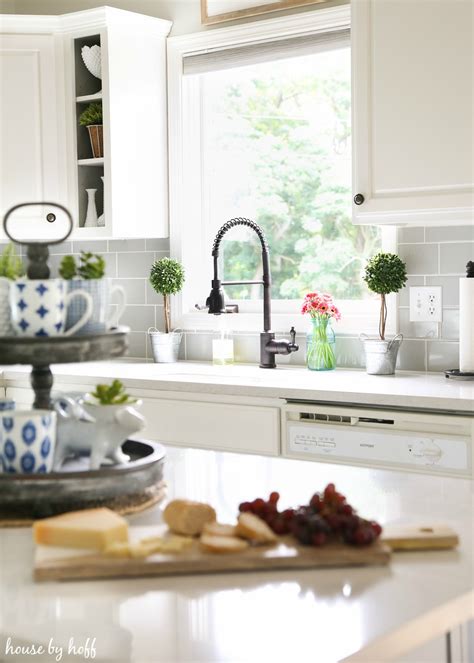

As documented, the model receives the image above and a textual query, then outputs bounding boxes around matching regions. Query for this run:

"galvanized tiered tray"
[0,439,166,523]
[0,326,129,409]
[1,203,165,524]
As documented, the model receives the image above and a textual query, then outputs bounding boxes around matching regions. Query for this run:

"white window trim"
[168,4,398,336]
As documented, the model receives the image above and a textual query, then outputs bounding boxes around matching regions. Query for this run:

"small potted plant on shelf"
[79,102,103,158]
[361,252,407,375]
[302,291,341,371]
[148,257,185,363]
[59,251,126,335]
[0,244,24,336]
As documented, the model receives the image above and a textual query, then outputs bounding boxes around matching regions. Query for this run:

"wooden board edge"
[34,544,391,582]
[384,536,459,551]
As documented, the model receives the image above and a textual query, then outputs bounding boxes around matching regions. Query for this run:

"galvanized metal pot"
[360,333,403,375]
[148,328,182,363]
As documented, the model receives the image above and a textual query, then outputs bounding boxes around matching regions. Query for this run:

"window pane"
[201,45,381,301]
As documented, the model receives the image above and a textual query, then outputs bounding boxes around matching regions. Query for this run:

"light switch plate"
[409,286,443,322]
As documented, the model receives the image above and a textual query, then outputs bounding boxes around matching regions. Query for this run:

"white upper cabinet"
[352,0,473,226]
[0,8,171,240]
[0,32,65,218]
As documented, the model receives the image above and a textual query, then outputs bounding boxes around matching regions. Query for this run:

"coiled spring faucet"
[206,217,299,368]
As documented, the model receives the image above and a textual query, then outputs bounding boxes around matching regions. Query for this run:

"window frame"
[168,4,397,336]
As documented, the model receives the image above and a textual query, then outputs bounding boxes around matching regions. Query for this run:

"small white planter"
[148,328,182,363]
[360,334,403,375]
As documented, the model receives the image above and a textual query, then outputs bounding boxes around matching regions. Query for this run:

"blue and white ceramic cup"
[0,399,15,411]
[66,279,126,335]
[10,278,93,337]
[0,410,57,474]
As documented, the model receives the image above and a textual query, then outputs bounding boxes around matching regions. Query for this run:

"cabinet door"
[352,0,473,225]
[0,34,64,219]
[139,397,280,456]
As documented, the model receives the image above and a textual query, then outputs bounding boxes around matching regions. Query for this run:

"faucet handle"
[288,326,298,352]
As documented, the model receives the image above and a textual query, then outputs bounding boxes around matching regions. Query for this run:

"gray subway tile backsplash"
[112,278,146,306]
[396,340,426,371]
[425,275,460,307]
[73,240,108,253]
[45,225,463,371]
[398,243,439,275]
[425,226,474,243]
[398,276,424,306]
[440,242,474,274]
[108,239,146,252]
[120,305,155,332]
[427,341,459,372]
[117,252,155,278]
[398,227,425,243]
[145,238,170,251]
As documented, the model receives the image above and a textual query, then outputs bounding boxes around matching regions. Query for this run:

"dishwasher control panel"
[283,403,473,478]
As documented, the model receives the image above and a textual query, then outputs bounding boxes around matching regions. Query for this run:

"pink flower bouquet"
[302,291,340,370]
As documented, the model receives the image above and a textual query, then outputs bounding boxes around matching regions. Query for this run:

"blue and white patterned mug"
[0,410,57,474]
[10,279,93,337]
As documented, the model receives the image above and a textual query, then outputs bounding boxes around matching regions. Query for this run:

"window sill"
[178,310,393,337]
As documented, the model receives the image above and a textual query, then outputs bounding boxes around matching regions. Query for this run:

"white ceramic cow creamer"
[53,395,146,470]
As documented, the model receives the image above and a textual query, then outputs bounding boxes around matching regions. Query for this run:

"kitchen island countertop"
[1,446,473,663]
[2,360,474,413]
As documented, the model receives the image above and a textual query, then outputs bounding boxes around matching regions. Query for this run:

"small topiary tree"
[149,257,185,334]
[363,252,407,340]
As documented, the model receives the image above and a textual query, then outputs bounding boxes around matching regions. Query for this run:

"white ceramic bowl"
[81,45,102,80]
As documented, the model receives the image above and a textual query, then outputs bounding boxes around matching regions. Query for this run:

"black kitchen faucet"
[206,217,299,368]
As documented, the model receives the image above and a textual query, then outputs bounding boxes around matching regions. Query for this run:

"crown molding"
[1,6,172,36]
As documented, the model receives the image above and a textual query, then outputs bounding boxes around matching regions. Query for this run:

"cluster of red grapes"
[239,483,382,547]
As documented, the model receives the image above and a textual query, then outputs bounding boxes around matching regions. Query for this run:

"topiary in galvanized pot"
[361,252,407,375]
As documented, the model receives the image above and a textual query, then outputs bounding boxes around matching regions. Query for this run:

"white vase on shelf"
[97,176,105,227]
[84,188,98,228]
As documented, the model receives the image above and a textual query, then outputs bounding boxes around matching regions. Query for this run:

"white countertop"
[1,446,473,663]
[3,361,474,413]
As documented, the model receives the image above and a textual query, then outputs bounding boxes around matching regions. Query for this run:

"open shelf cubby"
[74,34,104,229]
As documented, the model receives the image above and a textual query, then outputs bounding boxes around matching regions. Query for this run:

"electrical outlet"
[409,286,443,322]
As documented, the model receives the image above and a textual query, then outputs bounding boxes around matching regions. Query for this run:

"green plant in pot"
[59,251,126,336]
[148,257,185,363]
[79,102,103,159]
[0,244,24,336]
[361,252,407,375]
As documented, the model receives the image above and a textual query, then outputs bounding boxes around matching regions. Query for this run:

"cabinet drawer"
[140,398,280,456]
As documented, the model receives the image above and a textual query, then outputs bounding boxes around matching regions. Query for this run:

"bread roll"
[163,499,216,536]
[236,512,277,544]
[200,534,249,554]
[202,522,237,537]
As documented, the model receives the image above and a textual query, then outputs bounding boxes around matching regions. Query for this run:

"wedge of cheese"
[33,508,129,551]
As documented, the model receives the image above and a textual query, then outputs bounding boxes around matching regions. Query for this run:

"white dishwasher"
[282,402,473,478]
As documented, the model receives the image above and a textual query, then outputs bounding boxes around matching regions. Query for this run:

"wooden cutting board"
[34,525,391,582]
[382,524,459,551]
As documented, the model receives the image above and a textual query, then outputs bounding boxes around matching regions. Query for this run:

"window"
[169,8,395,333]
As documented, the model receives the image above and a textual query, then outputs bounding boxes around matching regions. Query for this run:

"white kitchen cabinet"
[0,31,66,223]
[0,8,171,239]
[139,395,280,456]
[6,383,281,456]
[352,0,474,226]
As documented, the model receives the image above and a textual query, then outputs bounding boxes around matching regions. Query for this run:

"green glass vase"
[306,316,336,371]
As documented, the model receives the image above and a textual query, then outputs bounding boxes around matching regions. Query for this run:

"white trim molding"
[167,4,397,336]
